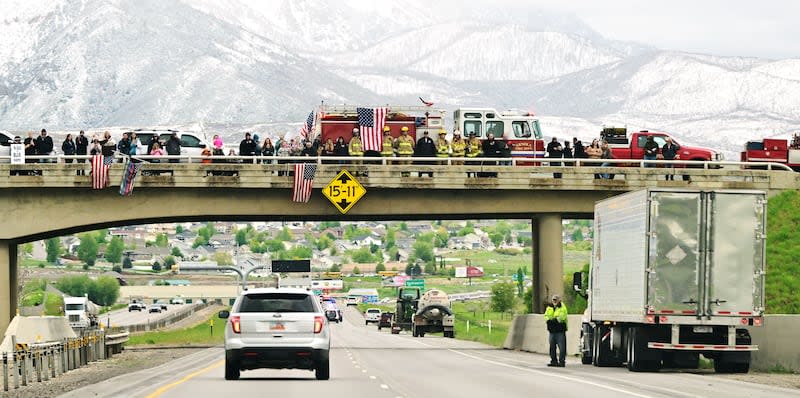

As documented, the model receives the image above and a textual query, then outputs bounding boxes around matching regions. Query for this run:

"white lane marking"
[447,348,654,398]
[370,375,377,380]
[476,351,702,398]
[380,384,389,389]
[362,370,368,373]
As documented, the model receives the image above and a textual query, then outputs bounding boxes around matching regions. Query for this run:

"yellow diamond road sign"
[323,169,366,214]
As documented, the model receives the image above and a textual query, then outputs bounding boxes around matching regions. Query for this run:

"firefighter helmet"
[401,126,409,132]
[438,129,446,135]
[383,125,391,132]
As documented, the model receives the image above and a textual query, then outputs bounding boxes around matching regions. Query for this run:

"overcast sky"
[533,0,800,59]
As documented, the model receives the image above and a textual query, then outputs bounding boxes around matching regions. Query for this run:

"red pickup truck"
[602,128,723,162]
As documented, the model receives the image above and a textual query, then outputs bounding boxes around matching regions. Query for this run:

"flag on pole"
[119,161,142,196]
[91,155,113,189]
[299,110,315,139]
[357,107,387,152]
[292,163,317,203]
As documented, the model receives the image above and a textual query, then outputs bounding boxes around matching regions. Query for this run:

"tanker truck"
[575,189,765,373]
[63,295,100,330]
[411,289,455,338]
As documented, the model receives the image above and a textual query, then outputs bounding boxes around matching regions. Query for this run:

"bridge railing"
[0,156,791,192]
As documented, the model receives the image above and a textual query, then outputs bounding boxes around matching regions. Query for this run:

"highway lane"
[65,307,800,398]
[99,303,194,327]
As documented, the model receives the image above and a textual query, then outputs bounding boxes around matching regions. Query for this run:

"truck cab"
[604,128,723,162]
[453,108,545,160]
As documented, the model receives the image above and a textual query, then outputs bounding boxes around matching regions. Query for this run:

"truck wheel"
[593,326,614,367]
[580,324,593,365]
[315,358,330,380]
[365,321,369,326]
[224,359,240,380]
[627,327,660,372]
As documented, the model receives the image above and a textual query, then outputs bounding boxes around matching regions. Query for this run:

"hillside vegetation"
[766,190,800,313]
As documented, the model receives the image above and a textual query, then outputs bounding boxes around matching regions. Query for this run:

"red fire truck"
[740,135,800,170]
[317,105,545,160]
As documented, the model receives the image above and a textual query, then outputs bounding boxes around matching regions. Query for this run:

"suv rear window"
[367,309,380,313]
[238,293,317,313]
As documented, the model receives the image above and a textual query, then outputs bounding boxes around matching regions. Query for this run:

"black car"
[325,309,340,323]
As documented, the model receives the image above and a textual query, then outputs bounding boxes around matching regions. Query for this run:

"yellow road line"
[144,359,224,398]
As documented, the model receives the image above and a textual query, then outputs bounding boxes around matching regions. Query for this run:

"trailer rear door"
[647,192,702,315]
[705,192,766,316]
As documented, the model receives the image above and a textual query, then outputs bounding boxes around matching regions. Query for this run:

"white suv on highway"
[219,288,331,380]
[365,308,381,325]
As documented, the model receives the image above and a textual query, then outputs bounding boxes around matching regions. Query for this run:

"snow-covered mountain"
[1,0,799,156]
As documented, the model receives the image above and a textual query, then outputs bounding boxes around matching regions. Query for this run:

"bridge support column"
[532,214,563,313]
[0,241,17,335]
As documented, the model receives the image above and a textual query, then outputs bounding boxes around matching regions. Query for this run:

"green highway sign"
[405,279,425,289]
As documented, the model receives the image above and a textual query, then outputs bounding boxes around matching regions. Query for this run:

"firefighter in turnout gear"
[466,132,483,177]
[349,128,363,174]
[381,126,395,157]
[450,130,466,165]
[396,126,414,177]
[436,129,450,160]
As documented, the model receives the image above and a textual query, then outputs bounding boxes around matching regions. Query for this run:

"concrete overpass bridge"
[1,159,797,333]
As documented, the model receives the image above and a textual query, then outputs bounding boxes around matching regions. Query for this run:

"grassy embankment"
[127,313,227,346]
[765,190,800,314]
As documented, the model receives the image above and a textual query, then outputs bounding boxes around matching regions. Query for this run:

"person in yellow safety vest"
[465,132,483,177]
[450,131,466,165]
[436,130,450,164]
[381,126,395,157]
[349,128,363,173]
[545,294,568,367]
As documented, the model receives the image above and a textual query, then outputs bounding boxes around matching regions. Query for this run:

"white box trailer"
[575,189,765,373]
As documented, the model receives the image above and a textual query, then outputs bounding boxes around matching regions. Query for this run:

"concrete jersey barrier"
[0,315,77,353]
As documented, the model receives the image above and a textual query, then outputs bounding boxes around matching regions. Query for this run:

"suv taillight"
[231,316,241,334]
[314,316,324,334]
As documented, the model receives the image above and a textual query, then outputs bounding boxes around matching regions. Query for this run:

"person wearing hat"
[396,126,414,176]
[349,128,364,172]
[414,129,436,177]
[450,130,466,165]
[380,125,395,158]
[435,129,450,159]
[465,132,482,177]
[545,294,568,367]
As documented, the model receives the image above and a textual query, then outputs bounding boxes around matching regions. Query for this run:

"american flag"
[119,161,142,196]
[292,163,316,203]
[357,107,387,152]
[91,155,113,189]
[299,110,315,139]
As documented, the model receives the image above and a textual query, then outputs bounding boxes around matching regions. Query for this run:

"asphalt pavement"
[63,307,800,398]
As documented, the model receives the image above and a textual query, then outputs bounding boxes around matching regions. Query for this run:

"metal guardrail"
[118,302,209,334]
[1,330,107,392]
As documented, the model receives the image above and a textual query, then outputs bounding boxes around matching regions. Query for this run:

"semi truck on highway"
[575,189,765,373]
[63,296,100,329]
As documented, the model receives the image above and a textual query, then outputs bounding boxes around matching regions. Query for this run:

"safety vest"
[381,136,394,156]
[451,139,466,157]
[436,138,450,157]
[467,139,482,158]
[544,303,569,331]
[349,138,363,156]
[397,135,414,156]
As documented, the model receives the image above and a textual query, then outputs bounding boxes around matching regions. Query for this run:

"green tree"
[104,236,125,265]
[94,229,109,244]
[412,241,434,265]
[112,265,122,273]
[489,232,504,247]
[457,222,475,236]
[385,228,396,249]
[163,256,176,269]
[175,225,184,234]
[155,233,169,247]
[21,242,34,255]
[516,267,525,297]
[46,237,62,263]
[122,257,133,269]
[263,239,286,252]
[405,263,422,277]
[330,264,341,272]
[171,247,184,258]
[375,263,386,272]
[399,222,408,231]
[434,227,449,248]
[330,246,338,256]
[77,233,99,267]
[56,275,92,297]
[152,263,162,271]
[212,252,233,266]
[491,282,516,313]
[88,276,120,306]
[571,229,584,242]
[351,247,377,263]
[277,227,293,241]
[236,229,248,246]
[316,235,332,250]
[353,266,361,275]
[424,262,436,274]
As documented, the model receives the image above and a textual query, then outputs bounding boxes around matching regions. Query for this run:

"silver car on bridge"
[218,288,331,380]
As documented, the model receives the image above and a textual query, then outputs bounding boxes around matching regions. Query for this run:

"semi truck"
[63,296,100,329]
[575,189,765,373]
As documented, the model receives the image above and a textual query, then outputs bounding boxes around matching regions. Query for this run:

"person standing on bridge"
[165,132,181,163]
[414,130,435,177]
[61,133,76,164]
[76,130,89,175]
[239,132,257,157]
[545,294,568,367]
[661,137,680,181]
[36,129,54,163]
